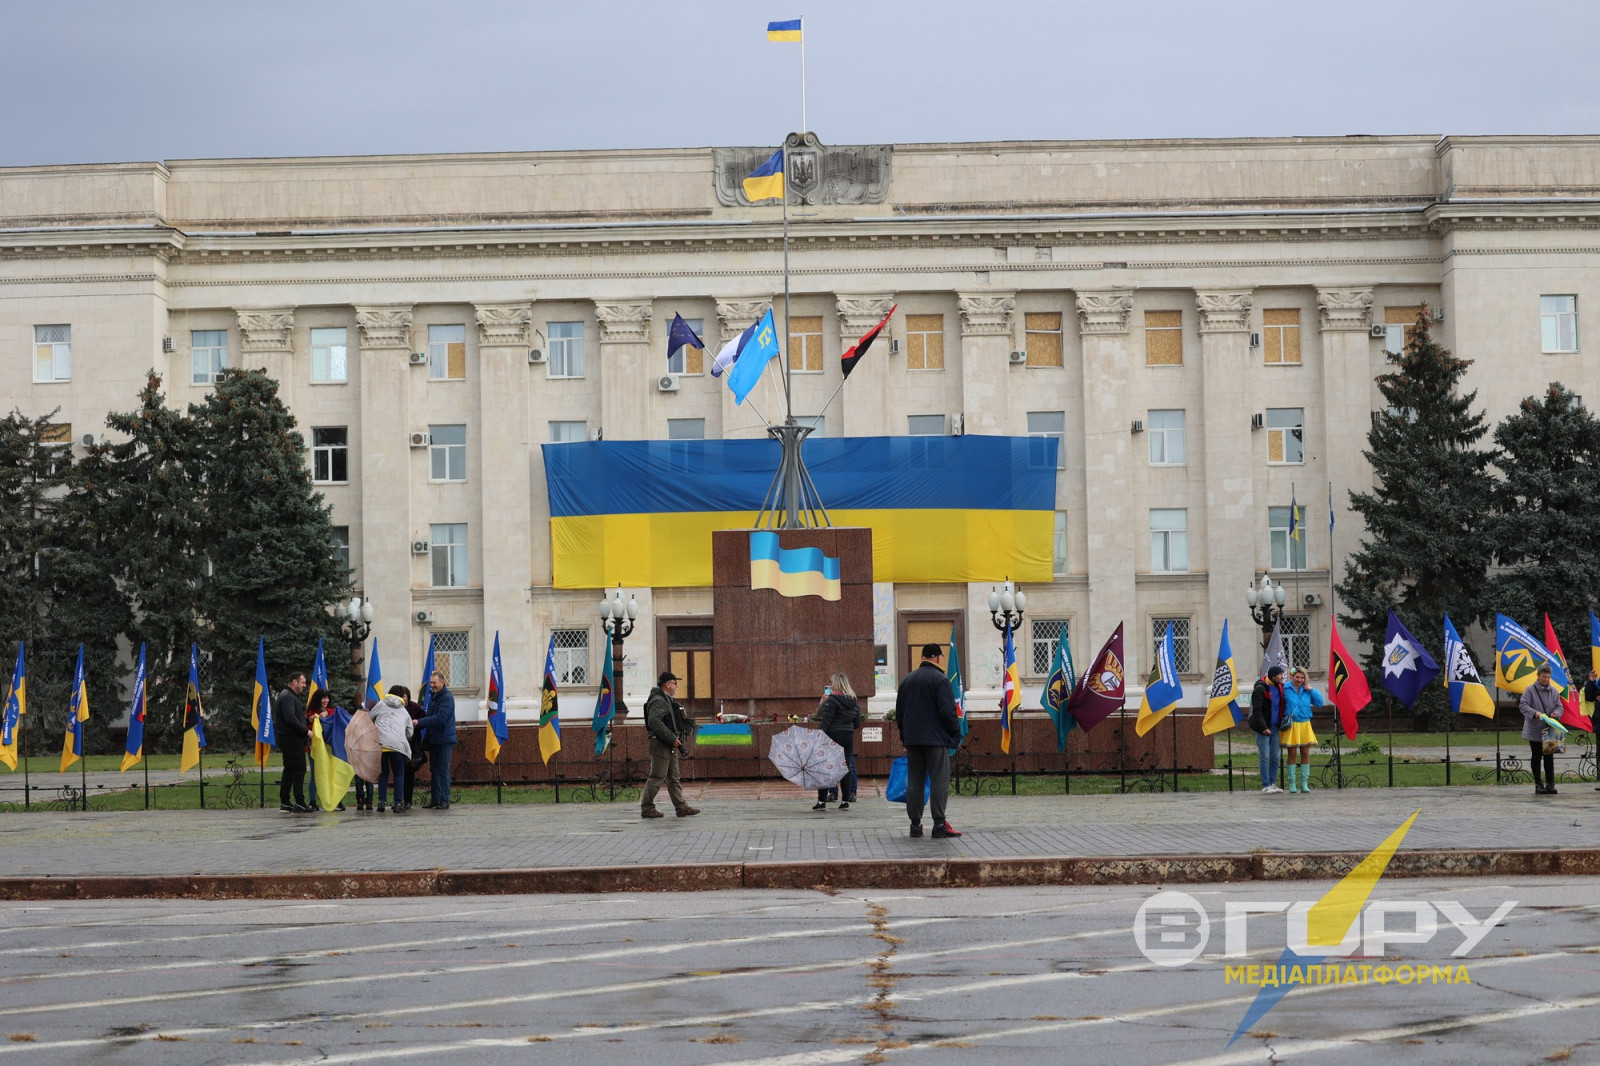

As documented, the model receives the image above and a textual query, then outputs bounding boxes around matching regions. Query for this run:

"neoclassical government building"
[4,134,1597,717]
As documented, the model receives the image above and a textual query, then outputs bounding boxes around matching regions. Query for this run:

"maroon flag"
[1066,623,1125,731]
[840,304,896,379]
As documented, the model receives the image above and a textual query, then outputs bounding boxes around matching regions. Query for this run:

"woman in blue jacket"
[1282,667,1326,793]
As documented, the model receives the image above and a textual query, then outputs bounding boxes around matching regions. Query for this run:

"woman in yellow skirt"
[1281,667,1326,793]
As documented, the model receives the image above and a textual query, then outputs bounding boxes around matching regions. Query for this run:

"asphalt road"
[0,880,1596,1065]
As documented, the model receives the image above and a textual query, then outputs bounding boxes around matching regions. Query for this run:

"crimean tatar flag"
[742,148,785,202]
[1202,620,1245,736]
[1041,629,1076,752]
[592,627,614,756]
[1000,622,1020,754]
[1545,614,1592,733]
[60,645,89,772]
[1135,621,1184,737]
[1066,623,1125,731]
[365,637,385,709]
[767,18,802,41]
[947,630,968,757]
[1442,614,1495,720]
[539,635,562,765]
[485,631,508,764]
[181,643,207,773]
[252,638,275,768]
[120,643,148,771]
[0,643,24,771]
[1328,620,1372,740]
[726,308,782,405]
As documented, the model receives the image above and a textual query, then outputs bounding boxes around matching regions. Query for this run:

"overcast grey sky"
[3,0,1597,166]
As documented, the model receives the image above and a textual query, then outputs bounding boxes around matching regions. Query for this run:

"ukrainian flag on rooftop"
[767,18,802,41]
[743,149,785,202]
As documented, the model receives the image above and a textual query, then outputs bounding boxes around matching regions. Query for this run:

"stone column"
[1316,287,1375,591]
[475,302,536,701]
[1195,290,1256,654]
[715,298,770,439]
[596,301,652,441]
[1074,291,1137,674]
[835,294,896,437]
[354,305,415,687]
[956,293,1015,436]
[236,309,295,407]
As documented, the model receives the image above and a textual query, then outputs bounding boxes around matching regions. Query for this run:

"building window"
[907,414,945,436]
[1145,310,1183,366]
[310,327,349,383]
[429,424,466,481]
[1030,618,1069,676]
[433,630,470,688]
[430,523,468,587]
[548,321,585,378]
[33,325,71,383]
[1027,410,1065,470]
[549,420,587,443]
[428,324,467,380]
[550,628,590,685]
[40,421,71,475]
[667,318,705,374]
[1382,306,1422,355]
[1282,615,1311,671]
[1263,308,1301,365]
[1150,509,1188,573]
[667,418,705,440]
[1152,617,1193,673]
[1024,313,1063,368]
[787,315,823,373]
[311,427,348,483]
[331,526,350,576]
[905,314,944,371]
[1541,295,1578,353]
[1266,408,1304,464]
[191,329,228,384]
[1148,409,1185,465]
[1269,505,1309,570]
[1053,510,1067,577]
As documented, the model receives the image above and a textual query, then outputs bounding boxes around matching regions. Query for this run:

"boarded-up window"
[429,324,466,381]
[1384,306,1423,354]
[1024,313,1063,367]
[905,314,944,370]
[1145,310,1183,365]
[1263,308,1301,365]
[788,315,823,372]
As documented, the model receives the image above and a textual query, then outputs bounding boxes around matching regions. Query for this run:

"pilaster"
[836,294,895,437]
[956,292,1014,435]
[1317,287,1376,591]
[236,308,295,405]
[1196,290,1255,652]
[596,301,653,441]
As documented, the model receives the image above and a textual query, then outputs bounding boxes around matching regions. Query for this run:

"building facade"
[4,135,1598,717]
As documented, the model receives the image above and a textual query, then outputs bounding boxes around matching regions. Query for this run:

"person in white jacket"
[371,694,414,813]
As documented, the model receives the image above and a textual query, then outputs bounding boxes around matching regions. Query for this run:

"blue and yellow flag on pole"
[592,628,614,756]
[486,631,508,764]
[767,18,802,41]
[252,637,275,767]
[60,645,89,772]
[947,630,968,757]
[1041,630,1077,752]
[1202,620,1245,735]
[1494,613,1567,695]
[365,637,385,709]
[418,635,437,715]
[310,707,355,811]
[1586,610,1600,720]
[539,635,562,765]
[1135,621,1184,737]
[1288,489,1301,544]
[1000,624,1021,754]
[0,643,24,771]
[742,149,785,203]
[120,643,147,771]
[306,638,329,710]
[1443,614,1495,719]
[181,643,207,773]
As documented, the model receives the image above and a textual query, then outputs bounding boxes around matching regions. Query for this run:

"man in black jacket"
[895,643,962,839]
[274,672,312,812]
[641,671,700,819]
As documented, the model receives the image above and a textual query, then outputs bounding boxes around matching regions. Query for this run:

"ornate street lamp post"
[338,596,374,684]
[988,579,1026,793]
[1245,574,1287,650]
[600,586,638,717]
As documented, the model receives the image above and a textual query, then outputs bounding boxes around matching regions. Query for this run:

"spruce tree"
[1337,308,1495,727]
[1482,383,1600,663]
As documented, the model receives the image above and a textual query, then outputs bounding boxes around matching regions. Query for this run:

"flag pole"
[1327,480,1341,789]
[80,747,87,812]
[800,13,807,133]
[143,747,149,810]
[1444,694,1452,786]
[780,136,793,423]
[1387,692,1395,787]
[197,736,206,810]
[21,720,29,810]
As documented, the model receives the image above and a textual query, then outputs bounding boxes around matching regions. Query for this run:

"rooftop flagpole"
[800,13,807,134]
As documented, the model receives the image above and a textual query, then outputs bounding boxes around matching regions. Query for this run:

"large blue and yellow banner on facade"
[542,434,1059,588]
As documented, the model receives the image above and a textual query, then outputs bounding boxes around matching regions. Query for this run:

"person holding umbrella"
[810,673,861,811]
[641,671,700,819]
[895,643,962,839]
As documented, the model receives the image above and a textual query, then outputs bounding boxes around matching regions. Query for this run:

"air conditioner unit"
[409,432,431,448]
[950,413,964,436]
[1249,332,1261,348]
[1430,306,1445,323]
[81,433,100,448]
[657,374,680,392]
[1250,413,1265,430]
[1008,350,1027,365]
[1302,592,1325,607]
[1130,419,1145,434]
[409,351,428,365]
[1369,324,1387,338]
[415,609,435,625]
[162,336,175,353]
[411,540,430,555]
[528,348,546,364]
[889,338,901,355]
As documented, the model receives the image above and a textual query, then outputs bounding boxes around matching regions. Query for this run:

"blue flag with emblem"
[946,631,968,757]
[0,643,23,772]
[1382,609,1440,709]
[726,308,782,404]
[486,631,508,764]
[592,628,615,756]
[1041,630,1077,753]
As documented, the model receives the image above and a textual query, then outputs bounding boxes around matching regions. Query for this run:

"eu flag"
[666,313,704,366]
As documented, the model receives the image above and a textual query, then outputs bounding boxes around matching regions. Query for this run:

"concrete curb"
[2,848,1596,900]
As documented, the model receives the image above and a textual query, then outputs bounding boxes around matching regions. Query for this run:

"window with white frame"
[905,314,944,371]
[1027,410,1065,470]
[40,421,71,476]
[33,325,71,383]
[191,329,228,385]
[1268,505,1309,570]
[430,523,468,587]
[1030,618,1069,676]
[1148,409,1185,465]
[787,316,823,373]
[548,321,585,378]
[1266,408,1304,464]
[433,630,470,688]
[428,324,467,380]
[1541,295,1578,353]
[311,427,348,483]
[550,628,589,685]
[549,420,587,443]
[1151,617,1193,673]
[907,414,945,436]
[1150,509,1188,573]
[331,526,350,576]
[1282,615,1311,671]
[667,318,705,374]
[429,424,466,481]
[667,418,705,440]
[310,327,349,383]
[1053,510,1067,576]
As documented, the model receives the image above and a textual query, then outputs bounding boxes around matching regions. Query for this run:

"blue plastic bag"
[884,756,932,804]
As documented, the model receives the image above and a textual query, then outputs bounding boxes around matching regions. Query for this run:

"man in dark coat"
[641,671,700,819]
[1248,665,1287,794]
[273,671,312,812]
[895,642,962,838]
[417,672,457,809]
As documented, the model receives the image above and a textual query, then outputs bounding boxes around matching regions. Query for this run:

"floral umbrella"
[767,725,848,791]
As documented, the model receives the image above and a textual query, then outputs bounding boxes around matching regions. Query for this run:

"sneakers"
[1260,785,1281,794]
[909,824,923,838]
[932,822,963,839]
[812,801,827,811]
[294,803,316,813]
[279,803,296,812]
[675,806,701,817]
[837,801,851,810]
[641,807,664,819]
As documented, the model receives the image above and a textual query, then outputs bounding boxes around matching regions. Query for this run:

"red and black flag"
[840,304,896,379]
